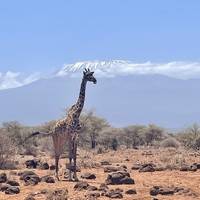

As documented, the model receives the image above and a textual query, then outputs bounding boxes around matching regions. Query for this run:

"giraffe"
[27,68,97,181]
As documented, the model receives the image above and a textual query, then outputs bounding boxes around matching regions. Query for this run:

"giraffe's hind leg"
[68,139,73,181]
[52,134,64,181]
[73,141,79,182]
[55,154,60,181]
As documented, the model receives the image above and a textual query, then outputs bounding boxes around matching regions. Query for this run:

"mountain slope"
[0,74,200,128]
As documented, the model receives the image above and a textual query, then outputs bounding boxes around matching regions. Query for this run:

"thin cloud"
[0,71,40,90]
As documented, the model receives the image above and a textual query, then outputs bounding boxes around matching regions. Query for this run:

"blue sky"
[0,0,200,73]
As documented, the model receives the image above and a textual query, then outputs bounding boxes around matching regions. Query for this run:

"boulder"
[24,195,36,200]
[125,189,137,195]
[87,186,98,191]
[25,160,39,169]
[5,186,20,195]
[104,166,126,173]
[19,171,37,179]
[180,164,197,172]
[139,163,156,172]
[41,175,55,183]
[39,162,49,170]
[105,189,123,199]
[50,165,56,170]
[131,163,141,170]
[105,171,135,185]
[85,191,101,199]
[0,183,10,192]
[66,164,81,172]
[20,171,40,186]
[150,186,174,196]
[100,161,111,166]
[7,180,20,186]
[0,173,7,183]
[74,181,89,191]
[193,163,200,169]
[99,183,109,192]
[46,188,68,200]
[81,172,96,180]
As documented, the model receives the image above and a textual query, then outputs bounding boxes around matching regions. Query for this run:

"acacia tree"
[143,124,164,146]
[122,125,146,148]
[80,111,109,149]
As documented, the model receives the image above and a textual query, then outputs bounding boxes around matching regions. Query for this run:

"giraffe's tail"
[24,131,52,142]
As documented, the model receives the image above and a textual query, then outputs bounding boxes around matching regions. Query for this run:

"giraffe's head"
[83,68,97,84]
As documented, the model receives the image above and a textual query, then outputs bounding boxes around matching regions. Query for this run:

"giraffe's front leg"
[68,140,73,182]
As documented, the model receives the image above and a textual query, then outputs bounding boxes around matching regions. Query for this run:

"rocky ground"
[0,148,200,200]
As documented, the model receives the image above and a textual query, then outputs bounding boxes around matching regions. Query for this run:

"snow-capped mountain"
[1,60,200,128]
[2,60,200,91]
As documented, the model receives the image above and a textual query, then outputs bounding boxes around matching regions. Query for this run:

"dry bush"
[0,134,17,169]
[160,137,180,149]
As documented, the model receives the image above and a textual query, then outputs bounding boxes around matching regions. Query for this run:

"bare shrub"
[0,134,16,169]
[160,137,180,149]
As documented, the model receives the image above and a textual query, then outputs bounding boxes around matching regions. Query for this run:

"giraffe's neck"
[75,78,87,116]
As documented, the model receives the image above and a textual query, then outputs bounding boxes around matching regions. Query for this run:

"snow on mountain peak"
[56,60,200,79]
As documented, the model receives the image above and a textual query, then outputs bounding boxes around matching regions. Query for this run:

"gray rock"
[25,159,39,169]
[46,189,68,200]
[74,181,89,191]
[105,171,135,185]
[5,186,20,195]
[139,163,156,172]
[7,180,20,186]
[0,173,7,183]
[104,166,126,173]
[125,189,137,195]
[81,172,96,180]
[39,162,49,170]
[41,175,55,183]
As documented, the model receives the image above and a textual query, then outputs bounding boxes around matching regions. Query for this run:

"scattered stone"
[100,161,111,166]
[0,173,7,183]
[139,163,156,172]
[99,183,109,192]
[24,195,36,200]
[104,166,126,173]
[66,164,81,172]
[105,171,135,185]
[25,159,38,169]
[39,162,49,170]
[87,186,98,191]
[131,163,141,170]
[180,164,197,172]
[41,175,55,183]
[7,180,20,186]
[0,183,10,192]
[5,186,20,195]
[19,171,37,179]
[125,189,137,195]
[193,163,200,169]
[150,186,174,196]
[20,171,40,186]
[50,165,56,170]
[46,188,68,200]
[85,191,101,199]
[81,173,96,180]
[74,181,89,191]
[105,189,123,199]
